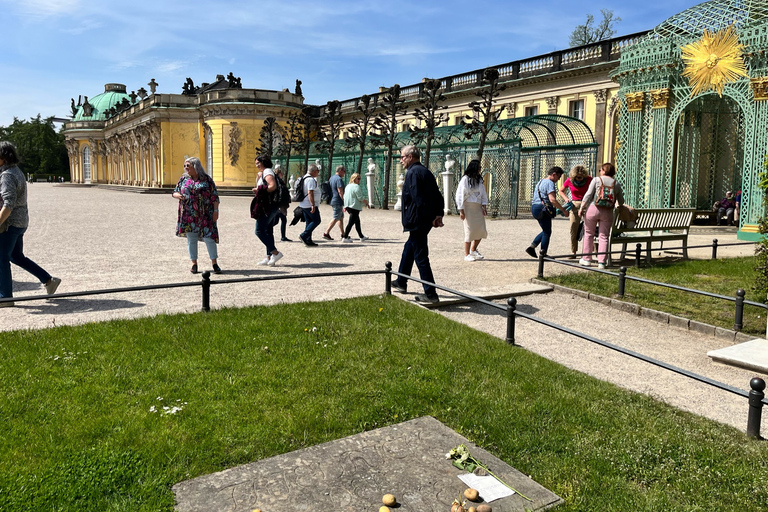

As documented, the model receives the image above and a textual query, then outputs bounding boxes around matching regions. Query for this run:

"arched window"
[82,146,92,183]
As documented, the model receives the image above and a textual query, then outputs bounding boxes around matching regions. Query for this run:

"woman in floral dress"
[172,157,221,274]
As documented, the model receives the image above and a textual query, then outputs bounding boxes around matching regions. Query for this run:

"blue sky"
[0,0,701,127]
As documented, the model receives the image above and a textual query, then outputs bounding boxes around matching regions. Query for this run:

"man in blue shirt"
[322,166,346,240]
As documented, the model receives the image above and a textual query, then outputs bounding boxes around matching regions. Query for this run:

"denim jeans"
[255,205,281,255]
[0,225,52,298]
[531,203,553,254]
[396,226,437,298]
[301,207,321,240]
[186,232,218,261]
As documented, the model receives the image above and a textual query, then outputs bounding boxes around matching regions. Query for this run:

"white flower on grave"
[149,406,156,413]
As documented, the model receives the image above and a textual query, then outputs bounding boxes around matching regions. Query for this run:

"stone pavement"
[1,184,764,438]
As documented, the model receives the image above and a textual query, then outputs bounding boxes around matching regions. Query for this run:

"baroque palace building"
[64,0,768,239]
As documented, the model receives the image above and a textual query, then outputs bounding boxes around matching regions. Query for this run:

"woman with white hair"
[172,157,221,274]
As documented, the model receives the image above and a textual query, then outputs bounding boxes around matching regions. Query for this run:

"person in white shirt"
[455,159,488,262]
[298,164,321,246]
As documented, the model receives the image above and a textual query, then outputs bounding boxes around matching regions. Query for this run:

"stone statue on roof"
[295,79,302,97]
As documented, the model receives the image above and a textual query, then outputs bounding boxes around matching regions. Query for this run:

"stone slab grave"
[173,416,562,511]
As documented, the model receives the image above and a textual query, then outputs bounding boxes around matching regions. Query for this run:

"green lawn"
[544,256,767,335]
[0,295,765,511]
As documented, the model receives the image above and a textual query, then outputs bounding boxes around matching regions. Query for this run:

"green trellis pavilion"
[613,0,768,240]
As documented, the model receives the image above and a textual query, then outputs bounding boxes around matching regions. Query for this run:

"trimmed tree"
[372,85,407,210]
[257,117,281,157]
[408,78,447,169]
[346,94,378,175]
[316,100,343,180]
[276,111,305,180]
[462,68,506,161]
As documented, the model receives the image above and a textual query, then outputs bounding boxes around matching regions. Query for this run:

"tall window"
[205,129,213,174]
[569,100,585,120]
[524,105,538,117]
[82,146,92,183]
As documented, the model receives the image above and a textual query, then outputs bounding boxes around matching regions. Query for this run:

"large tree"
[315,100,343,181]
[0,115,68,178]
[462,68,506,161]
[408,78,447,169]
[346,94,378,175]
[372,85,407,210]
[275,111,305,179]
[257,117,281,157]
[569,9,621,47]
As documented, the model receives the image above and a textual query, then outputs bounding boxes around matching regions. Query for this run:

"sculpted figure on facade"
[295,79,302,97]
[593,89,607,104]
[228,122,242,166]
[148,79,158,94]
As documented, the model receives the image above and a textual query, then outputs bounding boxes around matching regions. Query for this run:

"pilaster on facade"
[593,89,607,104]
[750,77,768,101]
[545,96,559,113]
[625,92,645,112]
[650,88,670,109]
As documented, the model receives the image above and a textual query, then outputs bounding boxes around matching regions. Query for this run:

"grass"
[543,256,767,335]
[0,295,765,511]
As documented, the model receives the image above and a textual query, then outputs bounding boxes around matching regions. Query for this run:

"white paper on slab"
[457,472,516,502]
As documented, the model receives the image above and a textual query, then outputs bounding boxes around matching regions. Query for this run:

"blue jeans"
[255,205,281,255]
[531,203,553,254]
[301,207,321,240]
[186,232,218,261]
[396,226,437,298]
[0,225,52,298]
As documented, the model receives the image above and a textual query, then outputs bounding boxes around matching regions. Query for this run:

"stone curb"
[530,279,756,344]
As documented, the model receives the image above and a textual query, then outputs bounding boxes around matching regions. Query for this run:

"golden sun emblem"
[680,24,748,97]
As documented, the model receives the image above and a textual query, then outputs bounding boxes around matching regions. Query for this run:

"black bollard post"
[506,297,517,345]
[618,267,627,298]
[734,289,745,331]
[747,377,765,439]
[385,261,392,294]
[537,252,545,279]
[201,271,211,312]
[635,243,642,268]
[712,239,719,260]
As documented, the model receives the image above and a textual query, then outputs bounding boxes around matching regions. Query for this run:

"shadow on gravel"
[12,282,46,293]
[442,301,541,317]
[19,298,145,315]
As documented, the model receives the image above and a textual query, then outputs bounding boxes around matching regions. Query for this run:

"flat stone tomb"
[173,416,562,511]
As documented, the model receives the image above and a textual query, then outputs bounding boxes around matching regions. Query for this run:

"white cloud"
[7,0,82,19]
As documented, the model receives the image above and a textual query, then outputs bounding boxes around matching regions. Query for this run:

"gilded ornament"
[680,24,748,98]
[750,77,768,101]
[625,92,645,112]
[650,88,670,109]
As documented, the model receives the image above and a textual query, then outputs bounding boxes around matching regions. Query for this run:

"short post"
[385,261,392,294]
[201,271,211,312]
[734,289,745,331]
[747,377,765,439]
[635,243,642,268]
[506,297,517,345]
[537,251,545,279]
[618,266,627,298]
[712,239,719,260]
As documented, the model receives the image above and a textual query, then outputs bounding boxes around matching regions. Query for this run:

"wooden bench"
[606,208,695,266]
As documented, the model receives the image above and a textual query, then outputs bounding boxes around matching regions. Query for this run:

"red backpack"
[594,176,616,208]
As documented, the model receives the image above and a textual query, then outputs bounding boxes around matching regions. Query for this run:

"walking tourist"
[275,167,291,242]
[455,159,488,262]
[299,164,321,246]
[0,141,61,307]
[342,172,369,242]
[172,157,221,274]
[526,166,568,259]
[252,154,284,266]
[558,164,593,258]
[322,165,346,240]
[579,162,624,269]
[391,145,444,303]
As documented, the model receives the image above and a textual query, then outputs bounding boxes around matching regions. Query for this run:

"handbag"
[536,180,557,217]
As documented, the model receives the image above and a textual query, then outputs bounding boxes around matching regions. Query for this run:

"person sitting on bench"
[715,191,736,226]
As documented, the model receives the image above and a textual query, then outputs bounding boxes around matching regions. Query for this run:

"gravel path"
[2,184,764,436]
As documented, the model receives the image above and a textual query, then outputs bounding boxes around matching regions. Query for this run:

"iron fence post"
[201,271,211,312]
[385,261,392,294]
[635,243,642,268]
[734,289,745,331]
[618,267,627,298]
[506,297,517,345]
[712,239,718,260]
[747,377,765,439]
[537,252,544,279]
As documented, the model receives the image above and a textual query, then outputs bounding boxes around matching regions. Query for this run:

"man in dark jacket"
[391,145,444,303]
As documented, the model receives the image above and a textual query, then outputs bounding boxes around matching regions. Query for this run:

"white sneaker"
[464,254,476,262]
[360,236,369,241]
[267,252,283,266]
[257,256,270,266]
[579,258,594,267]
[342,237,353,243]
[597,263,606,269]
[45,277,62,295]
[470,250,484,260]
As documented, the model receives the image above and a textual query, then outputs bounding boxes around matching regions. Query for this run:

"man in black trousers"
[391,145,444,303]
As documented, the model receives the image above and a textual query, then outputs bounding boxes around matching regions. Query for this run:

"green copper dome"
[651,0,768,39]
[73,83,131,121]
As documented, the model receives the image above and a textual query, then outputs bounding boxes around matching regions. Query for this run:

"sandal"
[190,264,199,274]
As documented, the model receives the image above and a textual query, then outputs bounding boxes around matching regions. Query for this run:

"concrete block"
[641,308,670,325]
[668,314,690,330]
[689,319,716,337]
[714,327,737,343]
[611,299,640,316]
[735,331,760,343]
[591,294,612,306]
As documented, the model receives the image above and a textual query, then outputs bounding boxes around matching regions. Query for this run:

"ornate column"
[592,89,607,166]
[648,88,671,207]
[64,139,79,183]
[545,96,559,114]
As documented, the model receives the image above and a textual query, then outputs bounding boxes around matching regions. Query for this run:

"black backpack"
[293,175,307,202]
[273,175,291,208]
[320,181,332,205]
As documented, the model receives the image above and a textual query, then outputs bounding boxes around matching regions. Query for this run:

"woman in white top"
[578,162,624,268]
[455,159,489,261]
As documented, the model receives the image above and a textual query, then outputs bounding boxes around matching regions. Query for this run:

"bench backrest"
[612,208,695,233]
